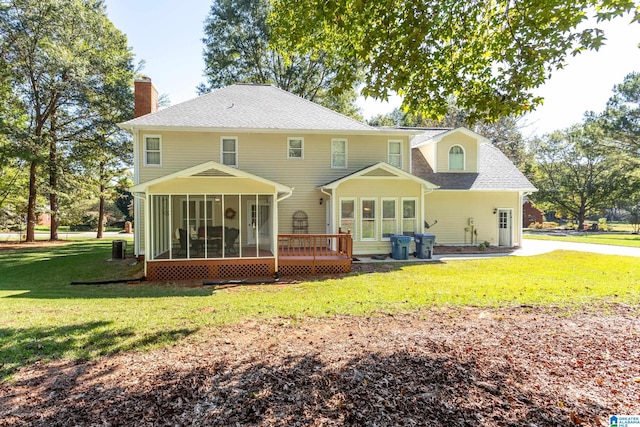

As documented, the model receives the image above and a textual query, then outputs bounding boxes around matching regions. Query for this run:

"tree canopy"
[599,71,640,156]
[0,0,134,241]
[200,0,361,118]
[530,123,632,228]
[271,0,640,123]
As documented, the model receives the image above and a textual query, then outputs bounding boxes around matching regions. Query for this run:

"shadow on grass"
[0,349,610,425]
[0,322,198,381]
[0,240,222,299]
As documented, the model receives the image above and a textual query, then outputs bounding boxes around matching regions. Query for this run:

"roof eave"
[117,123,418,136]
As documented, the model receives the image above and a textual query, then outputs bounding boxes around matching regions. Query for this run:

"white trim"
[448,144,465,171]
[401,197,418,235]
[220,136,238,167]
[331,138,348,169]
[380,197,398,241]
[143,134,162,167]
[287,137,304,160]
[411,126,491,148]
[360,198,377,241]
[387,140,403,169]
[339,197,357,240]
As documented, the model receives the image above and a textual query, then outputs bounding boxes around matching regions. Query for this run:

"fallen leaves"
[0,306,639,426]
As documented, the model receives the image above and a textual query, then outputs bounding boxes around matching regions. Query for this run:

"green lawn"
[524,232,640,248]
[1,239,639,380]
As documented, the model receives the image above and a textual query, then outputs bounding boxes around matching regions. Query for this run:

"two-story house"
[119,78,535,281]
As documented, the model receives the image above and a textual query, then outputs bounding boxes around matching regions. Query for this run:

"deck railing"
[277,232,352,260]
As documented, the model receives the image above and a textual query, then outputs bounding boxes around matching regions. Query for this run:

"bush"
[69,213,100,232]
[478,241,490,251]
[598,218,612,232]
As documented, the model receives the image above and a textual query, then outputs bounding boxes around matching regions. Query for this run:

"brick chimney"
[134,77,159,118]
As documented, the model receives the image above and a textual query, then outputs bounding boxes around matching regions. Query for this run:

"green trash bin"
[414,233,435,259]
[112,240,127,259]
[390,235,411,260]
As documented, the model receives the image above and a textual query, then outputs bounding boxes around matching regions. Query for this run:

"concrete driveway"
[512,238,640,258]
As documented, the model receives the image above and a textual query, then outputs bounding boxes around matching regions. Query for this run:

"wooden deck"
[146,233,353,281]
[277,233,352,276]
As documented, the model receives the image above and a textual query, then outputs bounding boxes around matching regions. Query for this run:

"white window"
[360,199,376,240]
[401,198,417,235]
[221,137,238,167]
[340,198,356,238]
[331,138,347,168]
[144,135,161,166]
[288,137,304,159]
[381,198,397,240]
[388,140,402,168]
[449,145,465,170]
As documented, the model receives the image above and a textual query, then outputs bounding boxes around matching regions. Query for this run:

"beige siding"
[135,130,412,243]
[435,133,478,173]
[424,191,523,246]
[418,142,436,170]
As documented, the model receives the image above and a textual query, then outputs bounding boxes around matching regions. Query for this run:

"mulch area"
[1,306,638,426]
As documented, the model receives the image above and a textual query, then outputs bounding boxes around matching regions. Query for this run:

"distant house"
[522,198,544,228]
[119,79,536,280]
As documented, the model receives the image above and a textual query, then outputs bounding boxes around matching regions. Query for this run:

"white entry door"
[498,209,513,246]
[247,201,271,246]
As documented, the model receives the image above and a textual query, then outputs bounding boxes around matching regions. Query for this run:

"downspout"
[422,186,435,231]
[275,188,294,275]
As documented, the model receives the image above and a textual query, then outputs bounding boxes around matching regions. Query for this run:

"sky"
[104,0,640,137]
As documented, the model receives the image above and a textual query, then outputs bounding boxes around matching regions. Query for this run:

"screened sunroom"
[147,193,275,260]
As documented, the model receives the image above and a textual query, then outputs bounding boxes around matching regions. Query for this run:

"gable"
[130,160,292,194]
[436,132,479,173]
[320,162,438,190]
[411,145,536,191]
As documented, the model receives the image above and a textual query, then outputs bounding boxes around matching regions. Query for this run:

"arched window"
[448,145,465,170]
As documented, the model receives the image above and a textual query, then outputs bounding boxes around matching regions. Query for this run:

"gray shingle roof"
[410,129,452,146]
[120,84,376,132]
[412,144,537,191]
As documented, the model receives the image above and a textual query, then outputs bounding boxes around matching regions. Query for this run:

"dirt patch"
[1,306,638,426]
[433,245,516,255]
[0,240,73,252]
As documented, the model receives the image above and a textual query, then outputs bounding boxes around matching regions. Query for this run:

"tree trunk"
[49,116,59,241]
[26,161,38,242]
[97,162,105,239]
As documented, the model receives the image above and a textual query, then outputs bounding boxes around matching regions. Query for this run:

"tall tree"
[0,0,134,241]
[200,0,361,118]
[599,71,640,157]
[530,123,629,229]
[271,0,640,123]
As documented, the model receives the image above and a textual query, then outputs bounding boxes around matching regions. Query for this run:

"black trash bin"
[112,240,127,259]
[390,235,411,260]
[414,233,435,259]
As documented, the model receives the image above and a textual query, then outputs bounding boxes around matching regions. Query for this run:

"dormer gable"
[412,127,489,173]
